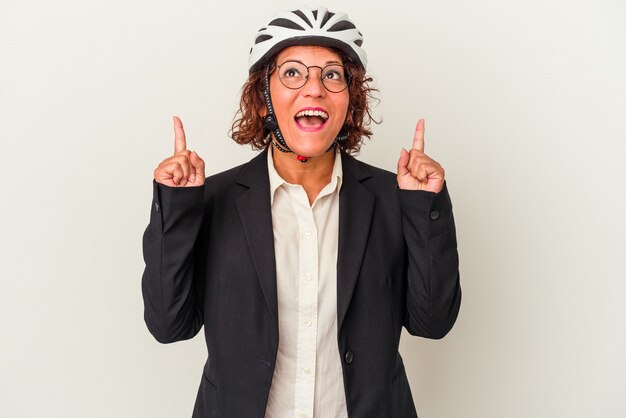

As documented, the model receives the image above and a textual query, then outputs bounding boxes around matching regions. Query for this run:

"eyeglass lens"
[277,61,349,93]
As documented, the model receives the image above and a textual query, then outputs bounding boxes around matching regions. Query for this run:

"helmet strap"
[263,66,294,156]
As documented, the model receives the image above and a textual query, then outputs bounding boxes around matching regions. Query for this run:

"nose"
[301,67,325,98]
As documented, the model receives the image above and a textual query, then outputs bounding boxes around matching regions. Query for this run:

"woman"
[142,6,461,418]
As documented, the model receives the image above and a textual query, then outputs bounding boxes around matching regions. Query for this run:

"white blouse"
[264,148,348,418]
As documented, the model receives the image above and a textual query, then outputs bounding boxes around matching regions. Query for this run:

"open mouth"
[294,108,329,131]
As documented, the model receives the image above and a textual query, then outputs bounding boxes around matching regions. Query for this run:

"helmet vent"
[268,18,305,31]
[327,21,356,32]
[292,9,313,28]
[320,11,335,27]
[255,34,273,44]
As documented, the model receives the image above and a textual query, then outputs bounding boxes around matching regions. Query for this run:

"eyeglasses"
[274,60,351,93]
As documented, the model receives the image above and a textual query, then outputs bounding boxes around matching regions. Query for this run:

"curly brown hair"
[230,50,379,155]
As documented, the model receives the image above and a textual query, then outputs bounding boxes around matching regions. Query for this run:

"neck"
[271,146,336,204]
[271,145,336,184]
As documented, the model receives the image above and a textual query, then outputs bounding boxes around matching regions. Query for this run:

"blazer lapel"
[337,153,375,331]
[235,150,278,333]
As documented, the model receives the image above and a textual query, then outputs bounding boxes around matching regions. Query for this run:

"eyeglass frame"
[271,60,353,93]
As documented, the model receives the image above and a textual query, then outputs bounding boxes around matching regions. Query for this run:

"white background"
[1,1,625,417]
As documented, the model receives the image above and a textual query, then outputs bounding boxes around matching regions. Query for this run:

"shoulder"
[204,161,248,186]
[202,150,268,199]
[341,152,397,190]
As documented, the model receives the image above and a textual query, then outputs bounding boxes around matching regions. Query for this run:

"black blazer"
[142,149,461,417]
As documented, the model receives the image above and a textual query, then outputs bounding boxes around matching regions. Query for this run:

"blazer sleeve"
[141,180,206,343]
[397,182,462,339]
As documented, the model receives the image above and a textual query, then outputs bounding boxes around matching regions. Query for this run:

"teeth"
[295,109,329,119]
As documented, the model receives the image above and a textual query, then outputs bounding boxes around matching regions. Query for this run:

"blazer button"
[345,350,354,365]
[430,210,440,220]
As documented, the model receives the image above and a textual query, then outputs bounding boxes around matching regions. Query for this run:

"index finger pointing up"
[412,119,425,152]
[173,115,187,153]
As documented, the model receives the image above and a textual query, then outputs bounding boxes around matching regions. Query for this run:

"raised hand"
[154,116,205,187]
[397,119,445,193]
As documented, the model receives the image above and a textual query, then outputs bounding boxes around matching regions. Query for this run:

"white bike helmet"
[248,6,367,73]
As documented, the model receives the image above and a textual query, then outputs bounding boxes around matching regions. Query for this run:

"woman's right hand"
[154,116,205,187]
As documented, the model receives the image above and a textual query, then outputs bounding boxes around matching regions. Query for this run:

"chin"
[284,130,338,157]
[288,142,335,158]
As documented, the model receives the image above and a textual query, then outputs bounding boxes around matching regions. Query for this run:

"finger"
[157,162,185,185]
[172,164,185,185]
[173,115,187,154]
[154,161,176,180]
[179,156,191,183]
[415,165,429,183]
[407,151,437,173]
[406,150,424,173]
[412,162,441,183]
[168,154,192,181]
[397,148,410,177]
[412,119,425,153]
[158,160,189,185]
[189,151,205,183]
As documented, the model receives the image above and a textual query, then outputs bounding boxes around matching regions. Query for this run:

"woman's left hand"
[397,119,445,193]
